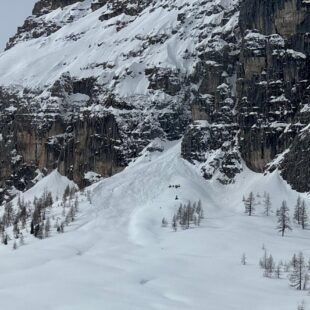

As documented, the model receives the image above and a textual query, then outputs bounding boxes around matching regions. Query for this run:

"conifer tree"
[263,193,272,216]
[244,192,255,216]
[2,233,8,245]
[44,217,51,238]
[241,253,247,265]
[161,217,168,227]
[197,200,203,219]
[263,254,275,278]
[274,263,282,279]
[289,252,308,290]
[2,201,14,227]
[277,201,292,237]
[19,233,25,246]
[12,241,17,250]
[63,185,70,201]
[74,197,79,212]
[172,215,177,232]
[294,196,302,225]
[30,220,35,235]
[292,254,298,269]
[86,190,92,204]
[300,200,308,230]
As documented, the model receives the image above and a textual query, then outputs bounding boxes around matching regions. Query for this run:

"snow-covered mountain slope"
[0,140,309,309]
[0,0,309,201]
[0,0,244,201]
[0,0,238,89]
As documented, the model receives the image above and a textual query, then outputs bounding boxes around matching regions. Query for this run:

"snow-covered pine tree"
[244,192,255,216]
[172,215,177,232]
[12,240,17,250]
[35,223,44,239]
[86,190,92,204]
[177,204,183,221]
[2,201,14,227]
[46,191,53,207]
[241,253,247,265]
[294,196,302,225]
[289,252,308,290]
[63,185,70,202]
[161,217,168,227]
[185,202,191,229]
[274,263,282,279]
[2,233,8,245]
[74,196,79,212]
[197,200,204,221]
[263,254,275,278]
[300,200,308,230]
[44,217,51,238]
[263,193,272,216]
[19,203,28,229]
[259,249,268,270]
[13,223,20,239]
[277,201,292,237]
[19,233,25,246]
[30,220,35,235]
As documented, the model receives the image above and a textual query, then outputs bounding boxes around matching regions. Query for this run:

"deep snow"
[0,140,309,309]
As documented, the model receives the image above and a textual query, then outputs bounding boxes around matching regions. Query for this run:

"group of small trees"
[0,185,80,249]
[243,193,308,237]
[243,192,272,216]
[277,197,308,237]
[0,195,33,248]
[30,189,54,239]
[293,197,308,230]
[61,185,79,230]
[258,247,310,291]
[259,248,279,278]
[162,200,204,232]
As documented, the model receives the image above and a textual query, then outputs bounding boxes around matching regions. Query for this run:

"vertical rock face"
[0,102,125,202]
[239,0,309,38]
[237,0,310,191]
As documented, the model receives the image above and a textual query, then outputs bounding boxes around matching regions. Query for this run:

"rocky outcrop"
[237,0,310,191]
[182,121,241,184]
[33,0,82,16]
[281,128,310,192]
[6,0,88,50]
[239,0,310,40]
[0,104,125,201]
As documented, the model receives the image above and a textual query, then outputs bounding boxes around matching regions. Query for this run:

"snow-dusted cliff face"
[0,0,309,201]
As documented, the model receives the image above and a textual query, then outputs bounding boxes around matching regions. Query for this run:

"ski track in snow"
[0,140,309,309]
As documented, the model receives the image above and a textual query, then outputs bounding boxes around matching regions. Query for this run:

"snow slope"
[0,0,238,93]
[0,140,309,309]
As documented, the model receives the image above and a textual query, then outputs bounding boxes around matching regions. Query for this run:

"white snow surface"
[0,0,239,97]
[22,170,77,202]
[0,140,310,309]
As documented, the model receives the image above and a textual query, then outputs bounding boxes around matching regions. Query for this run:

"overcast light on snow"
[1,140,309,309]
[0,0,308,309]
[0,0,36,50]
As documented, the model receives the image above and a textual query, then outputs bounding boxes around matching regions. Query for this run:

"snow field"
[0,140,309,309]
